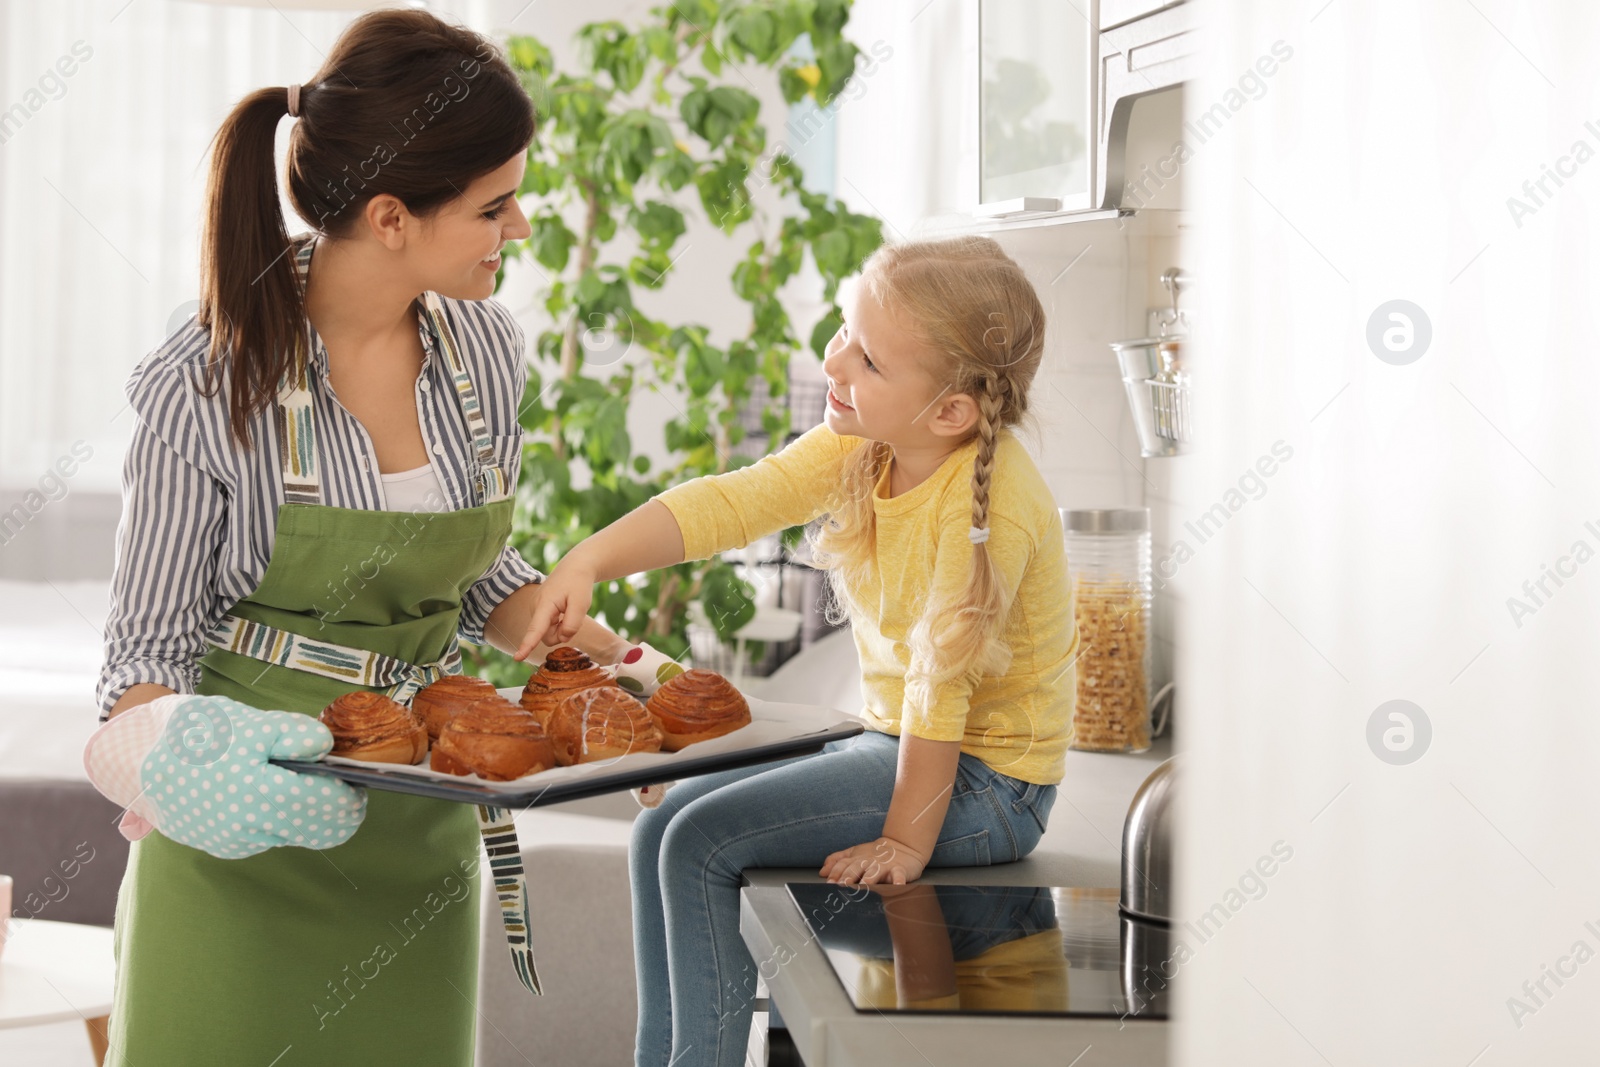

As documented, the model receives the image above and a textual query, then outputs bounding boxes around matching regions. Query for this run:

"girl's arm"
[516,499,686,658]
[518,426,856,656]
[821,733,962,885]
[825,503,1040,886]
[485,579,635,665]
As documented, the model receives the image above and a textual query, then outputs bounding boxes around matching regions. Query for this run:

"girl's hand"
[517,561,598,660]
[820,835,929,886]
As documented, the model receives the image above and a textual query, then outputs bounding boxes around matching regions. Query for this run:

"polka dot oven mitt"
[84,694,366,859]
[610,641,686,698]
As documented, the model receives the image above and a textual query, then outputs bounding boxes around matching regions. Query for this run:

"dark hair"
[197,9,536,450]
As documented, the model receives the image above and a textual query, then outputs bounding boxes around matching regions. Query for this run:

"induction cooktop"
[784,883,1171,1020]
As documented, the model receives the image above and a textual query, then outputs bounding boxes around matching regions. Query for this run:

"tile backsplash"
[991,209,1189,703]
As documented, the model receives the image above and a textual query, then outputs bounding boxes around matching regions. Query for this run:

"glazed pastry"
[320,691,429,765]
[645,669,751,751]
[431,696,556,781]
[519,646,620,729]
[412,674,497,741]
[547,686,663,766]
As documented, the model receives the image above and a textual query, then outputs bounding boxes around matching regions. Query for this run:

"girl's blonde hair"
[808,235,1046,726]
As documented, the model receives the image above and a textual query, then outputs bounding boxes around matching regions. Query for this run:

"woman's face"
[820,281,949,444]
[411,152,532,301]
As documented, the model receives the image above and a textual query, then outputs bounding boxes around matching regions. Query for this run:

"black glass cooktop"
[785,883,1171,1020]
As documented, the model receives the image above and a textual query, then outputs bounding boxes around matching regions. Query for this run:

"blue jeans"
[628,729,1058,1067]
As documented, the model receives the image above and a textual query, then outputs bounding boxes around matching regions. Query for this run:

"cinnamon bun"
[547,686,663,765]
[412,674,497,741]
[519,646,620,728]
[645,669,751,751]
[431,696,556,781]
[320,691,429,765]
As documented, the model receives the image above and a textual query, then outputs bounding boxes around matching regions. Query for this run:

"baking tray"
[271,688,864,809]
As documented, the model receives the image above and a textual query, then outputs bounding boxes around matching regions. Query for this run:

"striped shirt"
[96,266,541,718]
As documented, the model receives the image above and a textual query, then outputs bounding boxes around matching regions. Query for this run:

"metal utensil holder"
[1115,269,1192,458]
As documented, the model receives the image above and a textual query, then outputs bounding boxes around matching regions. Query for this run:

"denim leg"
[640,730,1059,1067]
[629,744,844,1067]
[656,732,903,1067]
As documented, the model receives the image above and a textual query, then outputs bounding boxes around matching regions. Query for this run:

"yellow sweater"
[653,424,1077,785]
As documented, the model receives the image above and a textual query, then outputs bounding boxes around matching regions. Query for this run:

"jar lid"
[1061,507,1150,533]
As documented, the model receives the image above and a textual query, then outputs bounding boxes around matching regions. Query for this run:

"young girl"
[85,12,635,1065]
[521,235,1078,1067]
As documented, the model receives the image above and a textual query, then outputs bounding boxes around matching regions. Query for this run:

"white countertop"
[739,735,1173,1066]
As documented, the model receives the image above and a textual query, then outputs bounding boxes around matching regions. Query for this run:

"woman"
[86,11,630,1065]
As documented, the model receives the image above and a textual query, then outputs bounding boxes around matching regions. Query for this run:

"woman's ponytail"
[198,86,303,452]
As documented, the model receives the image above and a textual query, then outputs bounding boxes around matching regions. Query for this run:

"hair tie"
[286,84,301,117]
[968,526,990,545]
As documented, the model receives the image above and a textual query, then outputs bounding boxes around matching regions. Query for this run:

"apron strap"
[273,236,512,509]
[205,614,461,706]
[476,804,543,995]
[421,291,513,506]
[277,240,322,505]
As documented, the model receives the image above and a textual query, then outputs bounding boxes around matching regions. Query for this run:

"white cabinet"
[1100,0,1185,31]
[976,0,1098,215]
[1096,1,1199,208]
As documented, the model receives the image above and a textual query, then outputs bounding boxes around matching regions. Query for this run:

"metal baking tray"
[271,689,864,809]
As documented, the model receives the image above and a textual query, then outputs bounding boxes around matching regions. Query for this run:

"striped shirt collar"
[290,234,441,382]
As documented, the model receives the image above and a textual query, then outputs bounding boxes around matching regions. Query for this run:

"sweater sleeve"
[652,424,865,561]
[901,509,1037,743]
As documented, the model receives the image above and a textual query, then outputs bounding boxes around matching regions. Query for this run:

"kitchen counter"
[739,735,1174,1066]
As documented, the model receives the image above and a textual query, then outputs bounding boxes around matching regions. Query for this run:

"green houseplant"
[463,0,885,686]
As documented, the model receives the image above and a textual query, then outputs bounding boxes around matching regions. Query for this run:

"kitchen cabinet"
[975,0,1098,216]
[969,0,1199,222]
[1097,0,1200,208]
[1100,0,1186,31]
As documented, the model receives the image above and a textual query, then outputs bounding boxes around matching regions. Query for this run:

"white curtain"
[1180,1,1597,1062]
[0,0,511,493]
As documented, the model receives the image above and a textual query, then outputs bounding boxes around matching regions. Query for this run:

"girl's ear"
[929,391,979,438]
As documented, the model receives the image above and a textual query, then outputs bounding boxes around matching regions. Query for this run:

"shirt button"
[432,443,445,456]
[419,380,432,392]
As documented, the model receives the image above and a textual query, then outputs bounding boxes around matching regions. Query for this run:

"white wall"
[1177,2,1597,1063]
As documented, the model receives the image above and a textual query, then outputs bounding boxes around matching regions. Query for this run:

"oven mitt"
[84,694,366,859]
[635,782,674,809]
[609,641,686,698]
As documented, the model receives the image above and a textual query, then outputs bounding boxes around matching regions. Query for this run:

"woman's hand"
[84,695,366,858]
[820,835,930,886]
[516,560,598,660]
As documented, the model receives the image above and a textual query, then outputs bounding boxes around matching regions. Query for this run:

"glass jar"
[1062,508,1153,753]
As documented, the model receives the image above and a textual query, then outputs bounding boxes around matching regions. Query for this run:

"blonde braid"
[969,380,1006,538]
[806,235,1046,731]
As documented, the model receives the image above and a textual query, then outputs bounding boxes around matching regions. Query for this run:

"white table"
[0,919,114,1064]
[737,737,1175,1065]
[740,887,1167,1067]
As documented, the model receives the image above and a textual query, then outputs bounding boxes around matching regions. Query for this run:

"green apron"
[107,260,525,1066]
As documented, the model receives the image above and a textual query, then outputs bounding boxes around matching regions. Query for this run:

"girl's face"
[821,281,951,444]
[409,152,532,301]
